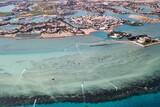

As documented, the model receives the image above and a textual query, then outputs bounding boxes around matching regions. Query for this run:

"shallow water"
[0,4,15,13]
[139,5,152,13]
[0,33,160,97]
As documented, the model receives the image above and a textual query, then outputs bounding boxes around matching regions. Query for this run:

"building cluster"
[0,15,124,38]
[12,1,30,14]
[0,17,86,38]
[128,35,159,45]
[108,31,160,46]
[69,16,123,31]
[0,0,159,40]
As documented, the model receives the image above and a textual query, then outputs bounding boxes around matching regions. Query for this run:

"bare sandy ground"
[40,32,74,38]
[81,28,97,35]
[129,14,160,23]
[0,34,16,38]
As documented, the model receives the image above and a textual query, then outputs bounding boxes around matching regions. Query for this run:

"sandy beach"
[81,28,97,35]
[40,32,75,38]
[0,34,16,38]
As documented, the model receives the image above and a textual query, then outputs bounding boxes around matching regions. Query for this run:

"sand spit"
[129,15,160,23]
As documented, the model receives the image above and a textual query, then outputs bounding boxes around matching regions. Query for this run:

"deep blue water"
[21,92,160,107]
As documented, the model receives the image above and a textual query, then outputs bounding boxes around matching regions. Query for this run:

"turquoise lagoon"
[0,32,160,106]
